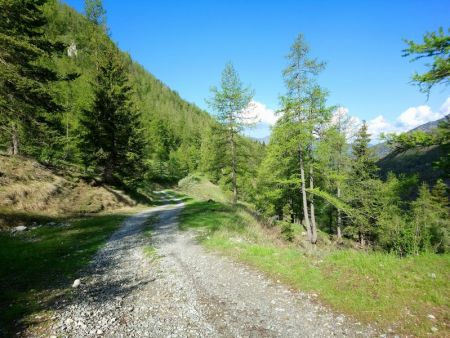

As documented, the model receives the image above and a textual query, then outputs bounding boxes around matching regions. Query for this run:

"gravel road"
[45,196,376,337]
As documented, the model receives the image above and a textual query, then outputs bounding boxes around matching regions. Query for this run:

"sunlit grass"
[179,199,450,336]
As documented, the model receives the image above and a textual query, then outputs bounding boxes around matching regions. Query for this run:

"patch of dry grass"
[0,155,139,227]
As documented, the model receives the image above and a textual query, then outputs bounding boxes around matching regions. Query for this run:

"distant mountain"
[410,114,449,133]
[376,114,449,185]
[255,135,270,144]
[371,114,449,159]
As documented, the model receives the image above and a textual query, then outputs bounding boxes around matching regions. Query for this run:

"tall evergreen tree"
[279,34,326,244]
[207,63,254,204]
[0,0,66,157]
[80,44,145,184]
[346,121,379,245]
[351,121,377,179]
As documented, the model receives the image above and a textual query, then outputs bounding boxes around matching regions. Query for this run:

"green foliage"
[1,0,219,184]
[207,63,254,203]
[434,117,450,174]
[403,27,450,94]
[84,0,106,29]
[352,121,377,179]
[382,130,435,153]
[80,44,145,184]
[0,0,68,159]
[410,183,450,254]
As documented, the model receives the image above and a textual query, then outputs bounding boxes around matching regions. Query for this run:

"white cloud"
[440,97,450,115]
[340,97,450,142]
[331,107,361,141]
[243,100,278,125]
[367,115,398,140]
[396,105,442,130]
[364,96,450,142]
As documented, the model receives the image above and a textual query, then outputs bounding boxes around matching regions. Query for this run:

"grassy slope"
[178,176,450,337]
[0,154,142,220]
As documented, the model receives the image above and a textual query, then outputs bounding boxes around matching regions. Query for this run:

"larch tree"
[80,44,145,184]
[279,34,325,244]
[0,0,66,157]
[316,108,355,240]
[207,63,254,204]
[403,27,449,95]
[84,0,107,30]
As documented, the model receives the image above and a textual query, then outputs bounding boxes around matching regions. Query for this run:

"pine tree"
[80,44,145,184]
[0,0,66,157]
[207,63,254,204]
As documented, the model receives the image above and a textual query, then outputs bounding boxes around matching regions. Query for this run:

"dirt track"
[44,197,375,337]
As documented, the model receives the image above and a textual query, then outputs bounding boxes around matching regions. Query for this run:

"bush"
[280,220,295,242]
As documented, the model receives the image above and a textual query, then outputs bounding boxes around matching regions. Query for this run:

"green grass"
[178,174,231,203]
[179,199,450,337]
[0,211,133,336]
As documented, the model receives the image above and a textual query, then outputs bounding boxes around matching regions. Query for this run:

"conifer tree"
[346,121,379,246]
[411,183,450,254]
[403,27,449,94]
[0,0,66,157]
[207,63,254,204]
[279,34,326,244]
[351,121,377,179]
[84,0,107,30]
[80,44,145,184]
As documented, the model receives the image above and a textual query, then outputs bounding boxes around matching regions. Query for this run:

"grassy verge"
[0,210,138,336]
[179,199,450,337]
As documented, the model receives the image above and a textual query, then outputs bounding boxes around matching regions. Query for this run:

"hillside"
[376,115,449,185]
[3,1,217,181]
[372,114,449,159]
[377,144,447,185]
[0,154,144,229]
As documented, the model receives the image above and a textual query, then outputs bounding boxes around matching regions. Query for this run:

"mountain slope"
[0,154,142,229]
[376,114,449,185]
[38,2,216,180]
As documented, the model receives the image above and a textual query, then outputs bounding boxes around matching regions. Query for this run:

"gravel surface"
[42,196,376,337]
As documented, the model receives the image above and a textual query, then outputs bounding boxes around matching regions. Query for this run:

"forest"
[3,0,447,255]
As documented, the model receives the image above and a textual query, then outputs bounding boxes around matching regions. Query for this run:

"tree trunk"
[103,160,115,184]
[230,131,237,204]
[309,164,317,244]
[359,232,365,247]
[299,147,312,241]
[336,184,342,241]
[11,123,19,155]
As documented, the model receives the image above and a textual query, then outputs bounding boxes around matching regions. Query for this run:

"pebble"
[72,279,81,288]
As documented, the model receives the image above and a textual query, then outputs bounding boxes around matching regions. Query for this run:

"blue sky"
[63,0,450,140]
